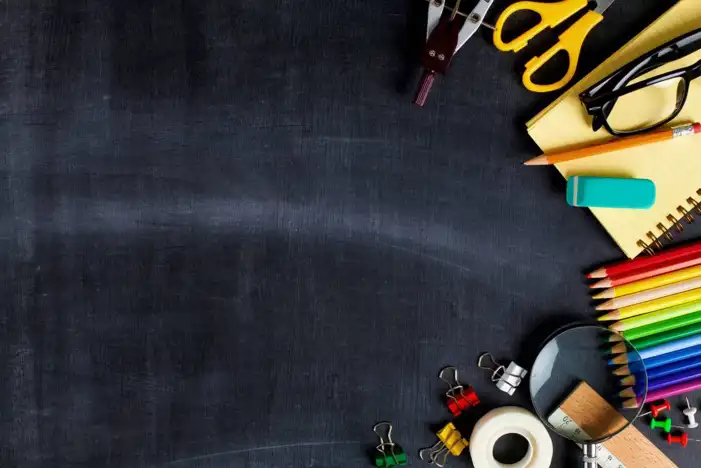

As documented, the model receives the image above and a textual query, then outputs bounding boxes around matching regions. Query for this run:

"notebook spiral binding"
[637,189,701,255]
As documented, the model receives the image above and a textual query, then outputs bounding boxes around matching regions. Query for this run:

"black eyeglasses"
[580,28,701,137]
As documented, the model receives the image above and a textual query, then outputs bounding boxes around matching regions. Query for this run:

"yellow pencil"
[599,288,701,321]
[609,299,701,332]
[596,277,701,310]
[592,265,701,299]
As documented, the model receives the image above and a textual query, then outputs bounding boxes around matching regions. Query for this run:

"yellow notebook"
[527,0,701,259]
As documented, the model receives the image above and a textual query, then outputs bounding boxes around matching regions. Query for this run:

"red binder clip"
[439,366,479,416]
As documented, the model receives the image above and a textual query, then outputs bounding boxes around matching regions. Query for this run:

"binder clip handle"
[477,353,506,382]
[373,421,395,448]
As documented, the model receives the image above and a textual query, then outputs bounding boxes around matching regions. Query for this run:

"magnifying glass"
[529,324,648,468]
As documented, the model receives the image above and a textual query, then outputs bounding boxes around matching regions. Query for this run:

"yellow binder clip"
[418,422,468,467]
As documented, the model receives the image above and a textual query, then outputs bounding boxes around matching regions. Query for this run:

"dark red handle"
[414,71,436,107]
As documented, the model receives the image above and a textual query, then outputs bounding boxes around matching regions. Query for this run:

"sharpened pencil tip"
[607,334,624,343]
[622,397,639,409]
[523,155,548,166]
[598,310,619,321]
[588,268,607,279]
[590,278,613,289]
[619,375,636,387]
[614,365,631,376]
[618,387,637,398]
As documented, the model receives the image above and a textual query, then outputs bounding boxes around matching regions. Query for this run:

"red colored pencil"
[588,240,701,279]
[589,254,701,289]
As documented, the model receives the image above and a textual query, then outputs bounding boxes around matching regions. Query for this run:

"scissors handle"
[522,10,603,93]
[493,0,588,52]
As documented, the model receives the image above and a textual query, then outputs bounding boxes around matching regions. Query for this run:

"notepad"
[527,0,701,259]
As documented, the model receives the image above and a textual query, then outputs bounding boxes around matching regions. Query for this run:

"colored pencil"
[630,324,701,350]
[600,288,701,322]
[587,239,701,279]
[618,367,701,398]
[609,299,701,332]
[525,123,701,166]
[596,277,701,311]
[593,265,701,299]
[614,344,701,375]
[609,310,701,341]
[618,356,701,384]
[589,255,701,289]
[608,334,701,364]
[623,376,701,408]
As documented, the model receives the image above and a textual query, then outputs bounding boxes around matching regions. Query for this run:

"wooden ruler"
[548,381,676,468]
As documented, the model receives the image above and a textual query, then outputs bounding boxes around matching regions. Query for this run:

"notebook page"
[527,2,701,258]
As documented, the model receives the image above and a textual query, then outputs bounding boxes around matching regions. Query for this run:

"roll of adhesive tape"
[469,406,553,468]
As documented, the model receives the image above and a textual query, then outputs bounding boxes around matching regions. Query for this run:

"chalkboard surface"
[2,1,694,467]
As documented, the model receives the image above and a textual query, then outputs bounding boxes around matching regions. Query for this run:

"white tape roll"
[469,407,553,468]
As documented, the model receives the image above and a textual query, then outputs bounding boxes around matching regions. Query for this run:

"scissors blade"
[594,0,616,15]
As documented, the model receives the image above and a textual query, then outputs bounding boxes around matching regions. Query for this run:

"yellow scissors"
[493,0,616,93]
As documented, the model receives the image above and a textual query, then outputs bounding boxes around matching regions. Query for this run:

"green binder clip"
[373,422,408,467]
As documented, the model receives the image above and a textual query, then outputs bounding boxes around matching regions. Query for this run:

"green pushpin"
[650,417,672,433]
[374,422,408,467]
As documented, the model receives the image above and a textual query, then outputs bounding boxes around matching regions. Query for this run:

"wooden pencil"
[525,123,701,167]
[596,277,701,310]
[623,376,701,408]
[619,356,701,385]
[593,265,701,299]
[613,310,701,340]
[613,345,701,375]
[608,334,701,365]
[587,240,701,279]
[599,288,701,321]
[589,255,701,288]
[609,299,701,332]
[631,323,701,350]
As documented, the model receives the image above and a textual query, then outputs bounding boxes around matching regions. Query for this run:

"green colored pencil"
[630,324,701,350]
[617,310,701,341]
[610,299,701,332]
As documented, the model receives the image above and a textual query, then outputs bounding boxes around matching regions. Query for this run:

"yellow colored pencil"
[609,299,701,332]
[596,277,701,310]
[599,288,701,321]
[593,265,701,299]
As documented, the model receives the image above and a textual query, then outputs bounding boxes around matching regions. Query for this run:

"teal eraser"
[566,176,656,209]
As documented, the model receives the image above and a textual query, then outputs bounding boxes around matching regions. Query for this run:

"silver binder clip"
[477,353,528,396]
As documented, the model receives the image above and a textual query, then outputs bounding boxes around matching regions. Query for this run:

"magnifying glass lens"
[530,325,648,446]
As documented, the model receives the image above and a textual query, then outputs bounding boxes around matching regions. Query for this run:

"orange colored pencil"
[524,122,701,166]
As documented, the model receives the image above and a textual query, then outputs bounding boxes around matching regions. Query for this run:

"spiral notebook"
[527,0,701,259]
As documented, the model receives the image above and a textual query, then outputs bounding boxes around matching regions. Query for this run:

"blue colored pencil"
[608,334,701,365]
[619,367,701,398]
[617,356,701,385]
[649,355,701,380]
[615,344,701,374]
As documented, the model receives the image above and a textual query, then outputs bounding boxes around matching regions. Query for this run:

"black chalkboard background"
[2,0,697,467]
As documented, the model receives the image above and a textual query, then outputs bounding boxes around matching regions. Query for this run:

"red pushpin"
[641,400,671,418]
[667,433,701,447]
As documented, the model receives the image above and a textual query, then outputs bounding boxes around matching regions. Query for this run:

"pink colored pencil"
[622,376,701,408]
